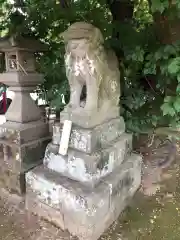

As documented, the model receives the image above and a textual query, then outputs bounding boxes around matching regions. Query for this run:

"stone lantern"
[0,36,47,122]
[0,36,51,195]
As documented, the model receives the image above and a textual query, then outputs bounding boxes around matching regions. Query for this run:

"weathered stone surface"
[0,36,51,195]
[26,192,65,230]
[44,133,132,187]
[1,138,50,166]
[0,119,50,194]
[0,136,50,194]
[0,121,50,144]
[0,153,26,194]
[60,107,120,128]
[52,117,125,154]
[60,22,120,128]
[0,36,46,123]
[26,153,142,240]
[6,85,43,123]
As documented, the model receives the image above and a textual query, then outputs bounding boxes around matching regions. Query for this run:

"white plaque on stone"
[59,120,72,156]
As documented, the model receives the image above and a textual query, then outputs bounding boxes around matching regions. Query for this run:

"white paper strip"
[59,120,72,156]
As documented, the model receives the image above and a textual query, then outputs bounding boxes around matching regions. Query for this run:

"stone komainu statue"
[62,22,120,110]
[61,22,121,127]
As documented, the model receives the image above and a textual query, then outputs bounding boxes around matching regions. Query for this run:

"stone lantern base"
[0,120,51,195]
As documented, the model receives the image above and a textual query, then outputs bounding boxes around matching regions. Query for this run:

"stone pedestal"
[0,120,50,195]
[26,117,142,240]
[60,106,120,128]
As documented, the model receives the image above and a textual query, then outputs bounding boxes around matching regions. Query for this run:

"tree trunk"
[149,0,180,44]
[154,15,180,44]
[107,0,134,59]
[107,0,134,22]
[107,0,135,105]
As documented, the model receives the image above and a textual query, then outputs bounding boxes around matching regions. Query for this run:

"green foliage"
[122,37,180,132]
[151,0,169,13]
[1,0,180,133]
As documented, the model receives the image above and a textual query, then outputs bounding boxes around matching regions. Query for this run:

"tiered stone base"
[44,133,132,188]
[25,116,142,239]
[26,154,142,240]
[52,117,125,153]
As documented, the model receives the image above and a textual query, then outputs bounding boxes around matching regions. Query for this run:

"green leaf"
[164,45,176,55]
[177,74,180,82]
[144,61,156,75]
[168,57,180,75]
[151,0,169,13]
[176,83,180,94]
[160,64,168,75]
[146,54,153,61]
[161,102,176,116]
[175,0,180,9]
[151,115,158,127]
[173,97,180,112]
[154,51,163,61]
[164,96,172,103]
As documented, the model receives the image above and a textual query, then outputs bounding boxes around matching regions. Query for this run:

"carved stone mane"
[61,22,121,128]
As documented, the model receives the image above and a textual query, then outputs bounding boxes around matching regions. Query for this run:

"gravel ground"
[0,189,73,240]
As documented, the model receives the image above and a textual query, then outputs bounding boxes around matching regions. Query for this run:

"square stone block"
[0,137,50,194]
[52,117,125,154]
[1,138,50,167]
[0,153,26,195]
[25,193,65,230]
[26,153,142,240]
[0,121,50,144]
[44,133,132,187]
[60,106,119,128]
